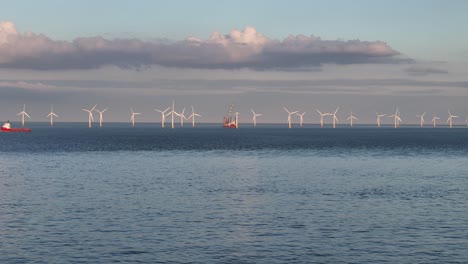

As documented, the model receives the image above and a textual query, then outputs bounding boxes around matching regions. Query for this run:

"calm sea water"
[1,123,467,263]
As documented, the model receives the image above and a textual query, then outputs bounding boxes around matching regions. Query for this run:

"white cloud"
[0,21,405,71]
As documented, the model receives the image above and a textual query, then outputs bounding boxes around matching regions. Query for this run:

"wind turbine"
[431,115,440,127]
[176,107,187,127]
[283,107,298,128]
[389,107,402,128]
[82,104,96,128]
[188,106,201,127]
[331,107,340,128]
[46,104,59,126]
[447,110,458,128]
[234,112,239,128]
[165,100,177,129]
[155,107,170,128]
[95,107,108,128]
[347,111,358,127]
[251,109,262,127]
[416,112,426,127]
[296,112,306,127]
[316,109,331,128]
[130,108,141,127]
[376,112,386,128]
[17,104,31,127]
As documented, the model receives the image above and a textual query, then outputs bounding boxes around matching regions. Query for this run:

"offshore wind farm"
[1,1,468,264]
[3,101,468,129]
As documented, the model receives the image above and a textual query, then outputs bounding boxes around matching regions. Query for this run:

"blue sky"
[3,0,467,60]
[1,1,468,124]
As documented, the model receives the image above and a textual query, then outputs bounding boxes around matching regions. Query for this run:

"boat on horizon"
[1,121,32,132]
[223,104,238,128]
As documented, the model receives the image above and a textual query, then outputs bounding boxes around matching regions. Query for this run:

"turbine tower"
[251,109,262,127]
[188,106,201,127]
[347,111,358,127]
[296,112,306,127]
[416,112,426,127]
[95,107,108,128]
[316,109,331,128]
[376,112,386,128]
[82,104,97,128]
[155,107,170,128]
[447,110,458,128]
[176,107,187,127]
[130,108,141,127]
[17,104,31,127]
[46,104,59,126]
[283,107,298,128]
[431,115,440,127]
[165,100,176,129]
[389,107,402,128]
[331,107,340,128]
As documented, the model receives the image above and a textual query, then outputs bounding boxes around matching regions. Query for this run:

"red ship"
[223,104,238,128]
[1,121,32,132]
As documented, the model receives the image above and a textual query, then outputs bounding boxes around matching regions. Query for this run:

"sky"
[1,0,468,125]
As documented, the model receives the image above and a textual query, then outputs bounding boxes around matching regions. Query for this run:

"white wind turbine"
[46,104,59,126]
[416,112,426,127]
[130,108,141,127]
[431,115,440,127]
[17,104,31,127]
[447,110,458,128]
[251,109,262,127]
[283,107,298,128]
[296,112,306,127]
[188,106,201,127]
[82,104,97,128]
[376,112,386,128]
[95,107,108,128]
[155,107,170,128]
[176,107,187,127]
[331,107,340,128]
[347,111,358,127]
[165,100,177,129]
[316,109,331,128]
[389,107,402,128]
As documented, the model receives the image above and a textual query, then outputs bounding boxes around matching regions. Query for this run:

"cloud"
[0,21,407,71]
[405,66,449,76]
[0,80,57,90]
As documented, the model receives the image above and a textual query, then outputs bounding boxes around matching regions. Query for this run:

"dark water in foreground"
[1,123,467,263]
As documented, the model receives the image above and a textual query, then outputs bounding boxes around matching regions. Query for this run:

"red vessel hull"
[223,123,237,128]
[1,127,32,132]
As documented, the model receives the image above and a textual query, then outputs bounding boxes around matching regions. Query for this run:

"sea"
[1,123,467,263]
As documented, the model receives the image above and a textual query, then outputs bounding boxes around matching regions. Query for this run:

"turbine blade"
[25,112,31,118]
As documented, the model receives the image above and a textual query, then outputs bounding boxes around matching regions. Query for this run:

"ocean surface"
[1,123,467,263]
